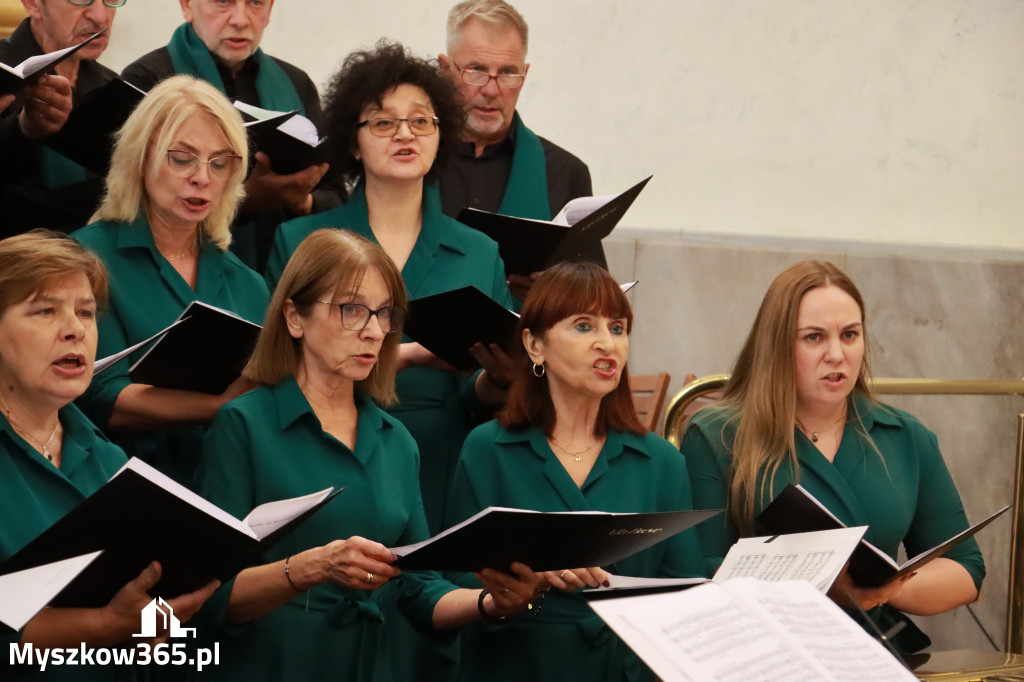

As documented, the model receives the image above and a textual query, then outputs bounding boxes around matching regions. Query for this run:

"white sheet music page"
[714,526,866,592]
[0,551,103,630]
[589,578,916,682]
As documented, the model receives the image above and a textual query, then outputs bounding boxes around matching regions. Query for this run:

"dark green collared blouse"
[1,404,129,681]
[446,420,705,682]
[682,395,985,654]
[72,216,269,486]
[267,183,512,534]
[195,379,457,681]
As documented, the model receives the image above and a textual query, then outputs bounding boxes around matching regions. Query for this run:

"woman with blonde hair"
[196,229,540,681]
[0,231,217,681]
[73,74,269,486]
[683,260,984,654]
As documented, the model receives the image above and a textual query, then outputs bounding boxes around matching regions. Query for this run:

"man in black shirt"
[121,0,336,272]
[0,0,121,236]
[437,0,592,224]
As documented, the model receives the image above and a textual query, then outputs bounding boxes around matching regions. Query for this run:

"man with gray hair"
[0,0,122,236]
[438,0,591,227]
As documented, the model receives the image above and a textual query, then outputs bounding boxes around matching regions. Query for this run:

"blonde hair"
[718,260,874,534]
[446,0,529,55]
[91,75,247,251]
[0,230,108,315]
[245,230,407,405]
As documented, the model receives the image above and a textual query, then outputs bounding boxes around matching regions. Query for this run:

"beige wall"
[101,0,1024,250]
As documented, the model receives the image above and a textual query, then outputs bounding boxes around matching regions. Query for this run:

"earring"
[532,363,545,378]
[353,152,361,161]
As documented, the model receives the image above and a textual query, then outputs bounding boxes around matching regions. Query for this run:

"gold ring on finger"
[366,572,374,584]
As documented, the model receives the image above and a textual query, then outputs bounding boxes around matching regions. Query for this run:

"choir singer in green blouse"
[0,231,217,682]
[681,260,985,655]
[197,229,541,682]
[447,261,705,682]
[73,75,269,486]
[266,42,514,536]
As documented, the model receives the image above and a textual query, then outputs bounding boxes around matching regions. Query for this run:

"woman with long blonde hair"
[683,260,984,654]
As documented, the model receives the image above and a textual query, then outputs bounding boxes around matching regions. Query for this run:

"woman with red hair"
[446,261,704,682]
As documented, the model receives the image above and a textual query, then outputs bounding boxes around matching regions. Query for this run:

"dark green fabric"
[195,381,457,682]
[682,395,986,655]
[446,422,705,682]
[1,405,131,681]
[166,23,304,115]
[38,147,90,188]
[71,216,269,487]
[268,182,512,535]
[495,112,550,220]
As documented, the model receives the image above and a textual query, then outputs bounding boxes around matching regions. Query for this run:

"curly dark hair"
[321,40,467,185]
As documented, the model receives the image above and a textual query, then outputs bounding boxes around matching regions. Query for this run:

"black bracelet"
[477,589,510,623]
[283,556,304,592]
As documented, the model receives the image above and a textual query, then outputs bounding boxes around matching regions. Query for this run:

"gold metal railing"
[663,375,1024,654]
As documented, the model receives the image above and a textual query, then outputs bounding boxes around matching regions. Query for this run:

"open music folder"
[757,484,1009,587]
[404,286,520,372]
[583,526,865,600]
[589,578,918,682]
[0,552,103,631]
[391,506,720,572]
[234,101,327,175]
[456,176,652,276]
[0,31,105,95]
[126,300,262,395]
[0,459,341,608]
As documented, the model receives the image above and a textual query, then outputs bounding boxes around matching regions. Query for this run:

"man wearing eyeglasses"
[0,0,122,237]
[121,0,336,273]
[438,0,592,227]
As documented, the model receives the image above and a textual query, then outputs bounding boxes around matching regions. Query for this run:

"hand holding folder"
[0,31,106,95]
[0,458,342,608]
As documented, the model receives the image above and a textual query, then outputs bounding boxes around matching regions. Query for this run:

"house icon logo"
[132,597,197,639]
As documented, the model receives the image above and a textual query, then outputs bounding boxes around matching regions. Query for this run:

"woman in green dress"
[0,231,217,681]
[681,260,985,654]
[196,229,541,681]
[73,75,269,486]
[447,261,705,682]
[266,42,513,535]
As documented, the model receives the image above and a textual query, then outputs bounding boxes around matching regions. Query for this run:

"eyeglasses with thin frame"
[66,0,127,7]
[450,60,525,90]
[357,116,439,138]
[317,301,406,334]
[165,149,243,179]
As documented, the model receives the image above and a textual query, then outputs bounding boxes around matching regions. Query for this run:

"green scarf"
[496,112,551,219]
[166,23,305,115]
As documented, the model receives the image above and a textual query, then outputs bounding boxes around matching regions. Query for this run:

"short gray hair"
[446,0,528,56]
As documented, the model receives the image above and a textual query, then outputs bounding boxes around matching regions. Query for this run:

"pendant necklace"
[797,415,843,443]
[550,437,598,462]
[3,408,60,461]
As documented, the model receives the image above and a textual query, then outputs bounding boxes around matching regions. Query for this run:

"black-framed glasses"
[67,0,127,7]
[451,60,525,90]
[318,301,406,334]
[357,116,439,138]
[165,149,242,179]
